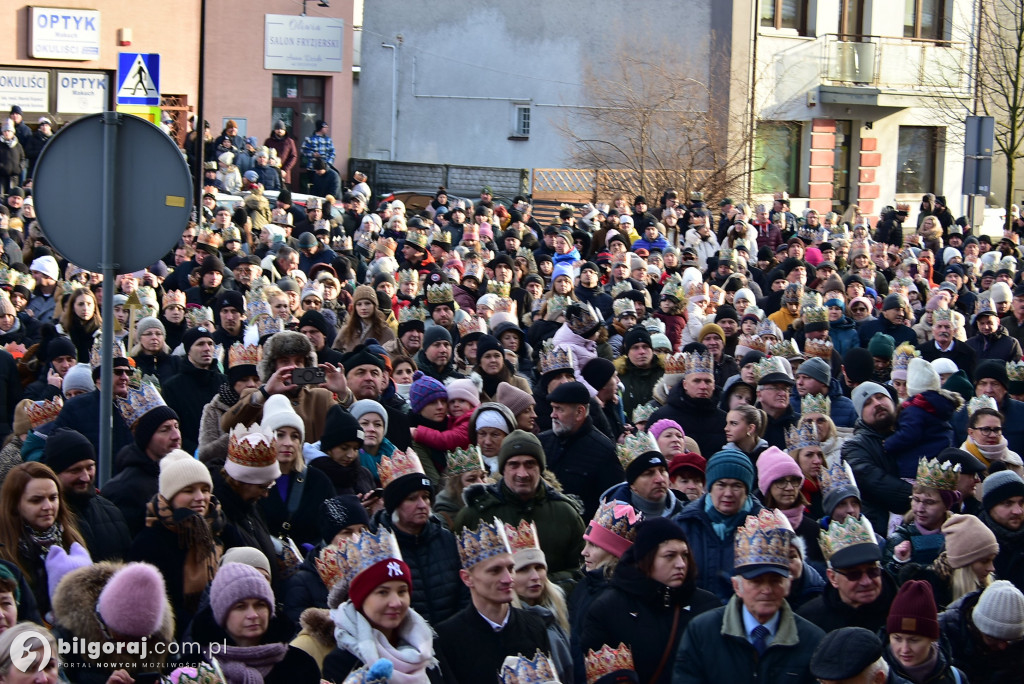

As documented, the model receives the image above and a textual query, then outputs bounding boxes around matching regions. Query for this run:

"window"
[904,0,943,40]
[753,121,802,195]
[896,126,940,193]
[515,105,531,137]
[761,0,807,34]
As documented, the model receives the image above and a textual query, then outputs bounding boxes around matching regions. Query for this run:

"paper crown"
[892,343,919,376]
[397,269,419,285]
[545,294,572,319]
[616,431,662,470]
[709,285,726,306]
[631,403,657,424]
[661,274,685,302]
[221,225,241,242]
[398,304,429,324]
[783,282,804,302]
[426,282,454,304]
[821,460,858,498]
[975,298,997,318]
[457,315,488,338]
[504,520,542,556]
[431,230,452,245]
[610,281,633,298]
[613,298,637,317]
[687,281,709,299]
[802,305,828,325]
[495,297,517,315]
[803,337,833,359]
[661,352,686,376]
[786,421,819,452]
[967,395,998,415]
[338,528,404,588]
[734,509,793,573]
[255,316,285,339]
[89,335,126,369]
[314,544,348,590]
[228,343,262,368]
[800,393,831,416]
[246,297,271,323]
[186,306,215,328]
[114,380,167,428]
[820,515,878,565]
[566,302,601,337]
[378,448,426,488]
[1007,361,1024,384]
[584,643,635,684]
[916,457,960,491]
[457,517,512,569]
[539,341,574,377]
[463,263,483,281]
[932,308,953,323]
[756,319,781,339]
[801,291,823,310]
[488,281,512,297]
[227,423,278,469]
[197,226,221,248]
[60,280,85,298]
[718,248,737,264]
[26,397,63,429]
[737,334,766,353]
[768,339,801,359]
[404,232,429,251]
[751,356,788,383]
[498,651,559,684]
[682,351,713,376]
[642,317,666,335]
[446,445,485,476]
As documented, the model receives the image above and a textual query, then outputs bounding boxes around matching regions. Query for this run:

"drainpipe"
[382,42,397,160]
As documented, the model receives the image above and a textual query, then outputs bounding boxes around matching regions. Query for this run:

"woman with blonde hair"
[333,285,396,352]
[926,514,998,609]
[0,623,60,682]
[58,287,100,362]
[723,404,769,462]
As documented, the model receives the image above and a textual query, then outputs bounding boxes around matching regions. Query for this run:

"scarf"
[704,495,753,540]
[780,506,803,529]
[914,521,942,536]
[899,643,939,683]
[631,490,673,519]
[218,382,240,409]
[146,495,224,610]
[330,601,436,684]
[207,642,288,684]
[18,522,63,563]
[966,435,1009,466]
[478,366,510,399]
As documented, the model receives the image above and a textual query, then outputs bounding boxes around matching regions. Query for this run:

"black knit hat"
[581,357,616,392]
[626,450,668,485]
[133,405,179,451]
[626,518,688,564]
[199,255,224,276]
[320,405,364,452]
[298,309,332,338]
[975,360,1009,389]
[45,335,78,365]
[475,334,503,362]
[842,347,874,384]
[181,326,215,354]
[340,344,387,374]
[622,326,653,353]
[317,495,371,543]
[42,428,96,473]
[384,473,433,514]
[214,290,244,315]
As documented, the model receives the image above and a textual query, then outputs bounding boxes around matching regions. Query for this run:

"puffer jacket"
[372,510,469,626]
[101,443,160,538]
[842,418,913,534]
[884,389,962,477]
[615,354,666,420]
[539,416,624,521]
[454,480,585,584]
[966,325,1023,362]
[283,545,329,626]
[674,493,765,602]
[66,491,132,562]
[829,315,860,357]
[939,590,1024,684]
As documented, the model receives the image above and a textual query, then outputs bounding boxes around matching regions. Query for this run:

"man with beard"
[648,351,729,456]
[841,382,910,534]
[538,381,622,520]
[42,428,131,561]
[415,325,464,383]
[337,344,412,450]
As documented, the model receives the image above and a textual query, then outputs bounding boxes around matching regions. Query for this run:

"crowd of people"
[0,104,1023,683]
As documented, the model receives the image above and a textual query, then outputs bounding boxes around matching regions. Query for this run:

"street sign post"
[116,52,160,106]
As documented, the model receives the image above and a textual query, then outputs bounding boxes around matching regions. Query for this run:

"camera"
[291,367,326,386]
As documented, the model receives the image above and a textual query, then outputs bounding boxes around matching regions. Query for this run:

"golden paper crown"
[820,460,858,499]
[545,295,572,319]
[783,282,804,302]
[892,342,919,375]
[377,448,426,488]
[663,352,688,375]
[495,296,517,315]
[975,298,997,318]
[820,515,877,563]
[0,265,11,288]
[458,517,512,569]
[803,337,833,359]
[687,281,709,299]
[756,319,781,339]
[498,651,559,684]
[339,529,404,587]
[114,381,167,428]
[26,397,63,429]
[504,520,541,556]
[709,285,726,306]
[162,290,186,309]
[631,404,656,425]
[404,232,429,251]
[800,393,831,416]
[616,431,661,470]
[228,343,262,368]
[60,280,84,298]
[916,457,960,491]
[446,445,485,476]
[246,298,271,323]
[932,308,953,324]
[457,315,488,338]
[968,395,998,415]
[227,423,277,468]
[752,356,788,383]
[431,230,452,246]
[661,274,685,302]
[463,263,483,281]
[588,501,644,546]
[585,643,635,684]
[768,339,801,359]
[610,281,633,299]
[222,225,241,243]
[718,248,737,265]
[801,292,823,309]
[314,544,348,590]
[197,226,222,248]
[186,306,215,328]
[786,421,819,452]
[488,281,511,297]
[802,306,829,325]
[683,351,713,376]
[89,334,127,369]
[398,304,429,323]
[539,341,574,377]
[734,509,793,572]
[15,273,35,291]
[397,268,419,285]
[613,298,637,317]
[738,334,767,353]
[566,302,601,337]
[1007,361,1024,383]
[426,282,454,304]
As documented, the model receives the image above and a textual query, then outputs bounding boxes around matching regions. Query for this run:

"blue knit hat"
[705,449,755,492]
[409,370,448,414]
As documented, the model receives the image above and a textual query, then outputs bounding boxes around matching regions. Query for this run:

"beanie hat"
[210,562,276,627]
[796,357,830,387]
[843,347,874,384]
[348,552,412,613]
[982,469,1024,512]
[135,317,165,339]
[298,309,333,339]
[649,419,684,443]
[886,580,940,640]
[214,290,245,316]
[882,293,907,311]
[44,335,78,365]
[219,547,272,580]
[941,514,999,568]
[628,517,688,564]
[581,358,616,392]
[697,323,725,344]
[475,334,503,362]
[181,326,215,355]
[625,444,668,485]
[906,357,941,397]
[320,404,365,452]
[42,428,96,474]
[495,381,535,418]
[622,326,653,353]
[409,370,448,414]
[668,452,706,479]
[349,399,389,434]
[867,332,895,360]
[44,542,91,600]
[498,429,546,474]
[261,394,306,443]
[134,404,179,451]
[446,378,481,406]
[158,450,213,500]
[422,325,452,350]
[383,470,434,515]
[756,446,803,496]
[975,360,1009,389]
[852,381,889,418]
[317,495,371,544]
[971,580,1024,641]
[705,449,755,492]
[97,563,167,638]
[199,255,224,277]
[942,370,974,402]
[63,364,95,396]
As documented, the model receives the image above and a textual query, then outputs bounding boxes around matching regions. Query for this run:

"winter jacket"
[454,480,586,583]
[372,511,470,625]
[859,317,918,348]
[101,444,159,537]
[212,468,280,586]
[798,568,898,633]
[0,312,40,347]
[966,325,1023,362]
[615,354,666,426]
[647,384,728,457]
[131,351,181,387]
[436,605,550,684]
[539,417,623,521]
[163,361,227,455]
[675,493,766,602]
[283,546,329,626]
[0,137,26,177]
[581,561,720,684]
[568,569,610,684]
[916,339,978,380]
[521,603,574,684]
[674,595,825,684]
[939,590,1024,684]
[575,285,613,321]
[197,392,233,464]
[787,561,826,611]
[258,466,336,547]
[829,315,860,357]
[65,491,132,562]
[600,481,686,519]
[0,350,20,442]
[842,418,913,534]
[884,518,948,573]
[762,404,801,450]
[978,507,1024,591]
[52,383,134,458]
[887,389,962,478]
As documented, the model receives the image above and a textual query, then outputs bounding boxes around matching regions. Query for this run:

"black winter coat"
[257,466,335,547]
[841,419,913,534]
[797,568,898,633]
[131,352,181,387]
[940,590,1024,684]
[372,511,470,626]
[966,326,1023,363]
[647,383,728,457]
[580,562,720,684]
[0,350,22,442]
[52,390,133,461]
[435,605,550,684]
[979,508,1024,591]
[66,491,132,562]
[101,444,159,537]
[212,468,280,587]
[163,361,226,454]
[568,569,609,684]
[283,545,328,625]
[539,417,624,520]
[916,340,978,380]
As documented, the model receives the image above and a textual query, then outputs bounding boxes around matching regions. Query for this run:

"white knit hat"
[972,580,1024,641]
[930,358,957,376]
[260,394,305,443]
[990,281,1013,304]
[906,357,941,397]
[159,450,213,500]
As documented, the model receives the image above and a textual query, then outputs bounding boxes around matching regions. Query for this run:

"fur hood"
[298,607,336,648]
[51,562,175,671]
[259,330,317,382]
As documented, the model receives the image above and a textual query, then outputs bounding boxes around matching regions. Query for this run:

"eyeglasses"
[257,481,276,492]
[911,497,941,507]
[774,477,802,489]
[972,426,1002,435]
[833,565,882,582]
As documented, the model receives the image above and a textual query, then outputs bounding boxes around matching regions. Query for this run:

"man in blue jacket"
[790,357,858,428]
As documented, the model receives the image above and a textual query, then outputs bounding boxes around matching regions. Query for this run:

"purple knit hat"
[210,563,276,627]
[650,419,684,442]
[409,370,448,414]
[756,446,804,496]
[97,563,167,637]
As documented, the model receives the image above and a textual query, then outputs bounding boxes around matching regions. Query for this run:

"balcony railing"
[821,33,969,94]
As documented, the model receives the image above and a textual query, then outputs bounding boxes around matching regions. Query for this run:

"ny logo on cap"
[387,561,403,577]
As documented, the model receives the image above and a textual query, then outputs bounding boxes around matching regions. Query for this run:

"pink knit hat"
[446,378,481,407]
[97,563,167,638]
[756,446,804,496]
[649,419,684,442]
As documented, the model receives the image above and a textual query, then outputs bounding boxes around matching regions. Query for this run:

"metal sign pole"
[98,112,122,487]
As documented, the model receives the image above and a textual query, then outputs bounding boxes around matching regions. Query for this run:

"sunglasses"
[112,368,132,376]
[834,565,882,582]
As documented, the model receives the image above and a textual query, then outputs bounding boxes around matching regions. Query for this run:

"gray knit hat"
[135,316,165,338]
[972,580,1024,641]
